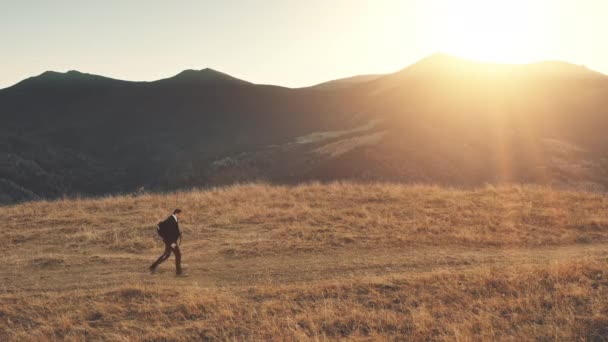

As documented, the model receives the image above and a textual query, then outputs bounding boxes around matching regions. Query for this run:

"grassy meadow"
[1,183,608,341]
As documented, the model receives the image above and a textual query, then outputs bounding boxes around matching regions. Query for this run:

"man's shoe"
[149,265,158,274]
[176,271,188,277]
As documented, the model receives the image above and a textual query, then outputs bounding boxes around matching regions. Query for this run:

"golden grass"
[1,183,608,341]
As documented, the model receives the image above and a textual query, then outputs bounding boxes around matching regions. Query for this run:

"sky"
[1,0,607,89]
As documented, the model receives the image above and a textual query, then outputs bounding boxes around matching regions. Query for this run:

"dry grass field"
[1,183,608,341]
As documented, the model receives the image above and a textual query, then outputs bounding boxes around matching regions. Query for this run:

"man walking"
[150,209,185,276]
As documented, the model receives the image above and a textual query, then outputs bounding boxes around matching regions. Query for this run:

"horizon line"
[1,53,603,91]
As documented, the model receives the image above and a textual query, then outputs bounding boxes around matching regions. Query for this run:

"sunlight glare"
[435,0,551,63]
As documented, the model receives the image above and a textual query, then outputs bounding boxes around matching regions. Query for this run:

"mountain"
[157,68,252,85]
[1,54,608,203]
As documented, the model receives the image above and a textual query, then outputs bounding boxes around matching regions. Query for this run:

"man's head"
[173,208,182,218]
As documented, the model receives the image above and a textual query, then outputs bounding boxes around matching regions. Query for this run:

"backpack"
[157,219,169,238]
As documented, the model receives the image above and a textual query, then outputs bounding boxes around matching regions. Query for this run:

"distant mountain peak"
[391,53,606,81]
[38,70,62,77]
[38,69,104,79]
[37,70,88,80]
[174,68,220,78]
[11,70,122,89]
[165,68,251,85]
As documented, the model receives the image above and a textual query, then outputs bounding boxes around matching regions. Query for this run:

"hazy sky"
[1,0,607,88]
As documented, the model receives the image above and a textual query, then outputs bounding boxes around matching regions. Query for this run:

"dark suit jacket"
[158,215,180,243]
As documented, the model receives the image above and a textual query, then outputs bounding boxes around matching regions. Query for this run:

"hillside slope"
[1,54,608,202]
[1,183,608,340]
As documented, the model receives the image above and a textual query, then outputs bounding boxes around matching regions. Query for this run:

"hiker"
[150,209,185,276]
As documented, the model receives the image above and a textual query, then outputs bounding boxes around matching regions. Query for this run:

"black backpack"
[157,219,169,238]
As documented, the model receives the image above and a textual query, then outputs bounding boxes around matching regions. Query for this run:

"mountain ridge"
[3,54,606,92]
[2,53,608,203]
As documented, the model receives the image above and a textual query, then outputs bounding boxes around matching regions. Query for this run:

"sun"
[434,0,550,63]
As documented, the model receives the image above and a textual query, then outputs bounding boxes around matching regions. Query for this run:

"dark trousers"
[151,240,182,273]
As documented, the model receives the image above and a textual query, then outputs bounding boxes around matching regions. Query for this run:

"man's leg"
[150,243,172,271]
[172,244,182,275]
